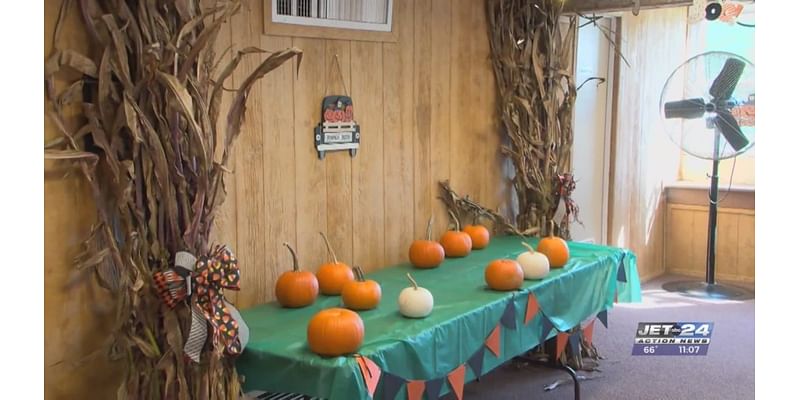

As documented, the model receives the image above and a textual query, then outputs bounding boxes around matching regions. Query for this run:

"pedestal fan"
[659,51,755,299]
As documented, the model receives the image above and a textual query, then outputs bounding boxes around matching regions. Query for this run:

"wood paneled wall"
[44,1,503,397]
[44,2,121,399]
[608,7,688,282]
[665,189,755,282]
[215,0,505,308]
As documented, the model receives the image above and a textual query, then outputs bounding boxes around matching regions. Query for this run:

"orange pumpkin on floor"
[537,222,570,268]
[317,232,355,295]
[409,216,446,268]
[307,308,364,357]
[485,259,524,291]
[275,243,319,308]
[342,266,382,310]
[463,219,491,250]
[440,210,472,258]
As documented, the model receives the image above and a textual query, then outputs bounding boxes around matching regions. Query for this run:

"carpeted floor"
[444,275,755,400]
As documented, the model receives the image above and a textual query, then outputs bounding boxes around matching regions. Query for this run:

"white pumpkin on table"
[398,273,434,318]
[517,241,550,279]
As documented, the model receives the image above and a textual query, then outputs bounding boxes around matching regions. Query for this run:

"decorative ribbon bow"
[555,173,580,225]
[153,245,242,362]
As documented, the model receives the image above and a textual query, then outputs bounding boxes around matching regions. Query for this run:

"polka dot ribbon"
[153,245,242,362]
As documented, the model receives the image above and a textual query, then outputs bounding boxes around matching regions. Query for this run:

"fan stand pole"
[662,131,754,300]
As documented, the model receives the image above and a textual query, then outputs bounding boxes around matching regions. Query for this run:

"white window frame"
[271,0,394,33]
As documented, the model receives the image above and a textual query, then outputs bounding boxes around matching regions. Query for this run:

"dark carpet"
[444,275,755,400]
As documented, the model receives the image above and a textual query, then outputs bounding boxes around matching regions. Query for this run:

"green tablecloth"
[237,236,641,399]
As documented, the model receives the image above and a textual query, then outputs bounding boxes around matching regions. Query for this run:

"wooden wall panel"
[324,40,355,266]
[261,34,297,290]
[412,0,434,238]
[352,41,386,271]
[665,203,755,283]
[293,37,329,270]
[381,0,415,264]
[44,2,121,399]
[232,3,269,306]
[430,0,453,236]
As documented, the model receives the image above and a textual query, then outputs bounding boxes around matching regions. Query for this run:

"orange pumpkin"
[440,210,472,258]
[537,222,570,268]
[342,266,382,310]
[463,222,490,249]
[317,232,355,295]
[409,216,446,268]
[275,243,319,308]
[485,259,524,291]
[307,308,364,357]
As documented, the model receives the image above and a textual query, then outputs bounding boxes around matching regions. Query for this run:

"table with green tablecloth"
[237,236,641,399]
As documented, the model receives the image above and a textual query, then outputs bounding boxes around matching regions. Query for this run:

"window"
[271,0,393,32]
[680,1,755,186]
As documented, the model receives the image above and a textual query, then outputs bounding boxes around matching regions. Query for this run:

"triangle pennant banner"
[406,380,425,400]
[447,365,466,400]
[598,309,608,329]
[381,372,406,400]
[525,292,539,325]
[555,332,569,359]
[583,320,595,346]
[424,377,445,400]
[538,314,554,345]
[501,299,517,330]
[467,347,485,377]
[356,355,382,398]
[568,332,581,355]
[485,324,501,357]
[617,260,628,282]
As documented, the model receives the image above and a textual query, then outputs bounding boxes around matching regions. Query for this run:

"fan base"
[661,280,754,300]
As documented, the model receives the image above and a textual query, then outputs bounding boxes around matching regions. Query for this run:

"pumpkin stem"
[406,273,419,290]
[426,216,434,241]
[319,232,339,264]
[521,241,536,254]
[447,210,460,231]
[353,266,365,282]
[549,220,556,237]
[283,242,299,272]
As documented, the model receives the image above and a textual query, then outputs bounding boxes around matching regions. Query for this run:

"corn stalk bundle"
[486,0,577,236]
[44,0,301,398]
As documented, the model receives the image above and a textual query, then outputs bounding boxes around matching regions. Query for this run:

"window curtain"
[608,7,687,280]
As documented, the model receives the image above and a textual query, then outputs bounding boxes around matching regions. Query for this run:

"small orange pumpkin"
[463,218,490,250]
[317,232,355,295]
[409,216,446,268]
[275,243,319,308]
[307,307,364,357]
[342,266,382,310]
[440,210,472,258]
[537,221,570,268]
[485,259,524,291]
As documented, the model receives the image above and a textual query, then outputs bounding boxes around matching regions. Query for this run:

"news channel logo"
[632,322,714,356]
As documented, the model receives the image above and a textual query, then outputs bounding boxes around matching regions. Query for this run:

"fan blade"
[715,109,750,151]
[709,58,746,101]
[664,98,707,119]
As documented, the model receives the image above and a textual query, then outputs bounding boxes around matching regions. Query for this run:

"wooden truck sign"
[315,95,360,159]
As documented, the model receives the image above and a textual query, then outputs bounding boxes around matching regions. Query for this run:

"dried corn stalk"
[486,0,577,236]
[45,0,301,398]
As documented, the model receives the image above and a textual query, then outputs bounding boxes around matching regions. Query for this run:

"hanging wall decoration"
[315,55,360,159]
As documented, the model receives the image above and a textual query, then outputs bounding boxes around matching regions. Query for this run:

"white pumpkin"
[517,242,550,279]
[398,273,434,318]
